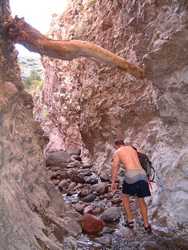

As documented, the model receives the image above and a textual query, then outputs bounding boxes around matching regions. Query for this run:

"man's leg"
[137,197,149,227]
[122,194,134,222]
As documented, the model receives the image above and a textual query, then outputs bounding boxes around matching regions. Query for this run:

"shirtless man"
[111,140,151,232]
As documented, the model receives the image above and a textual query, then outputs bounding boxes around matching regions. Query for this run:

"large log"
[5,16,145,79]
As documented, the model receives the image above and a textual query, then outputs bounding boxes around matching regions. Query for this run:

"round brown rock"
[80,213,104,234]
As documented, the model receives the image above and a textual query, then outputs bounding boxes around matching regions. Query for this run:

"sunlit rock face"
[40,0,188,245]
[0,1,66,249]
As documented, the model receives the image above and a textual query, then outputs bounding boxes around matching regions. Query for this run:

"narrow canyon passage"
[0,0,188,249]
[45,149,171,249]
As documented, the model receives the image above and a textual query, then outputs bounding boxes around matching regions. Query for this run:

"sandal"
[124,220,134,229]
[144,224,152,234]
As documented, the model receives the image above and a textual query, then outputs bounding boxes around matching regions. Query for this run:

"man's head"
[114,139,125,149]
[132,146,137,151]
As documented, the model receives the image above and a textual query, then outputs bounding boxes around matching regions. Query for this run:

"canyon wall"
[40,0,188,244]
[0,1,69,249]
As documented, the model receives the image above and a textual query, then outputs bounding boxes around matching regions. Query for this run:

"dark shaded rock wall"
[38,0,188,245]
[0,1,66,249]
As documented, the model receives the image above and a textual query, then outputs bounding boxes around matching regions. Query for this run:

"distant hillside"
[18,55,44,93]
[18,55,43,80]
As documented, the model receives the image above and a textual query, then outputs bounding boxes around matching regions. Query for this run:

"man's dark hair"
[114,139,125,146]
[132,146,137,151]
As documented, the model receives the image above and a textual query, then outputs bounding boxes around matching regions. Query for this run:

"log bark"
[5,16,145,79]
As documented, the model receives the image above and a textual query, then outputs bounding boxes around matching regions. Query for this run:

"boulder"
[103,192,113,200]
[92,206,105,215]
[46,150,71,166]
[92,182,108,195]
[100,172,111,182]
[73,203,86,214]
[101,207,121,223]
[68,170,85,184]
[66,190,77,196]
[82,193,96,203]
[83,205,94,214]
[50,170,69,180]
[85,175,99,185]
[78,188,91,198]
[67,182,77,191]
[80,214,104,234]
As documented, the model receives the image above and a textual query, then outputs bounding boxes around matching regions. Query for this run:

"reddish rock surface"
[80,213,104,235]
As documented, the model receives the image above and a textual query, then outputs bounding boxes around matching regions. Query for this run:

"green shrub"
[23,70,43,93]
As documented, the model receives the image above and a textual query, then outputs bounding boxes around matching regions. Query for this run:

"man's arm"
[111,153,120,192]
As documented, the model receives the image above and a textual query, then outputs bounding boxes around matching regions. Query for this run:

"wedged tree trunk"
[5,16,145,79]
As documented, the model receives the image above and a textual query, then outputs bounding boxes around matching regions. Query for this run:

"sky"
[10,0,69,57]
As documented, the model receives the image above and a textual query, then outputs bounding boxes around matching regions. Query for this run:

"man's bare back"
[114,145,143,171]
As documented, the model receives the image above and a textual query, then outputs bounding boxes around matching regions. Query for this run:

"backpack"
[137,152,155,182]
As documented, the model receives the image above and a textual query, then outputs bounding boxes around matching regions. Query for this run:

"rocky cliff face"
[39,0,188,245]
[0,1,76,249]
